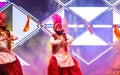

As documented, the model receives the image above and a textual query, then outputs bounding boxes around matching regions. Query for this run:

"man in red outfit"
[47,13,82,75]
[0,11,23,75]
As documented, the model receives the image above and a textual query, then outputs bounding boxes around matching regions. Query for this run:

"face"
[0,18,4,26]
[55,30,63,35]
[55,28,64,35]
[0,19,2,25]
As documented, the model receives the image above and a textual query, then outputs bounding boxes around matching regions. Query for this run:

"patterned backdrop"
[0,0,120,75]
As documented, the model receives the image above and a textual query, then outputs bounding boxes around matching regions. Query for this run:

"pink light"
[0,2,7,8]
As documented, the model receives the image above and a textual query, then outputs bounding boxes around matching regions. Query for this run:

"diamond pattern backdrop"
[1,0,120,75]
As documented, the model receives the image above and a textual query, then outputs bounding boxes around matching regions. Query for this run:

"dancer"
[109,24,120,75]
[47,13,82,75]
[0,11,23,75]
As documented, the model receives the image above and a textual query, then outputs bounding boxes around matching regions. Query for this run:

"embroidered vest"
[52,33,67,54]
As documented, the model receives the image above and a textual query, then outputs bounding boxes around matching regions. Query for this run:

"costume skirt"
[0,64,8,75]
[1,56,23,75]
[47,56,82,75]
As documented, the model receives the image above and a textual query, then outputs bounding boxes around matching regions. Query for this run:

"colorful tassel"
[83,19,93,35]
[114,25,120,40]
[23,15,30,32]
[62,18,68,33]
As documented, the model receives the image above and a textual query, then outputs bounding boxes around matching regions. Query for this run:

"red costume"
[0,12,23,75]
[47,13,82,75]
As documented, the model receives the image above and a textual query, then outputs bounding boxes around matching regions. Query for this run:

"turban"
[0,11,6,25]
[52,13,64,32]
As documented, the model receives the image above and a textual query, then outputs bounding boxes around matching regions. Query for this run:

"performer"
[109,24,120,75]
[47,13,82,75]
[0,11,23,75]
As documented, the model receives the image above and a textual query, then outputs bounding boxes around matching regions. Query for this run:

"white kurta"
[0,36,16,64]
[50,33,75,67]
[53,45,74,67]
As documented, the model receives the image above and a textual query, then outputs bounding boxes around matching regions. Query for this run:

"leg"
[68,57,82,75]
[3,56,23,75]
[0,64,8,75]
[59,57,82,75]
[47,56,61,75]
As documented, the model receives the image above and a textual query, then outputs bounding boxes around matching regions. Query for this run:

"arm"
[8,31,18,41]
[66,34,74,45]
[0,31,18,41]
[49,34,74,46]
[49,36,62,45]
